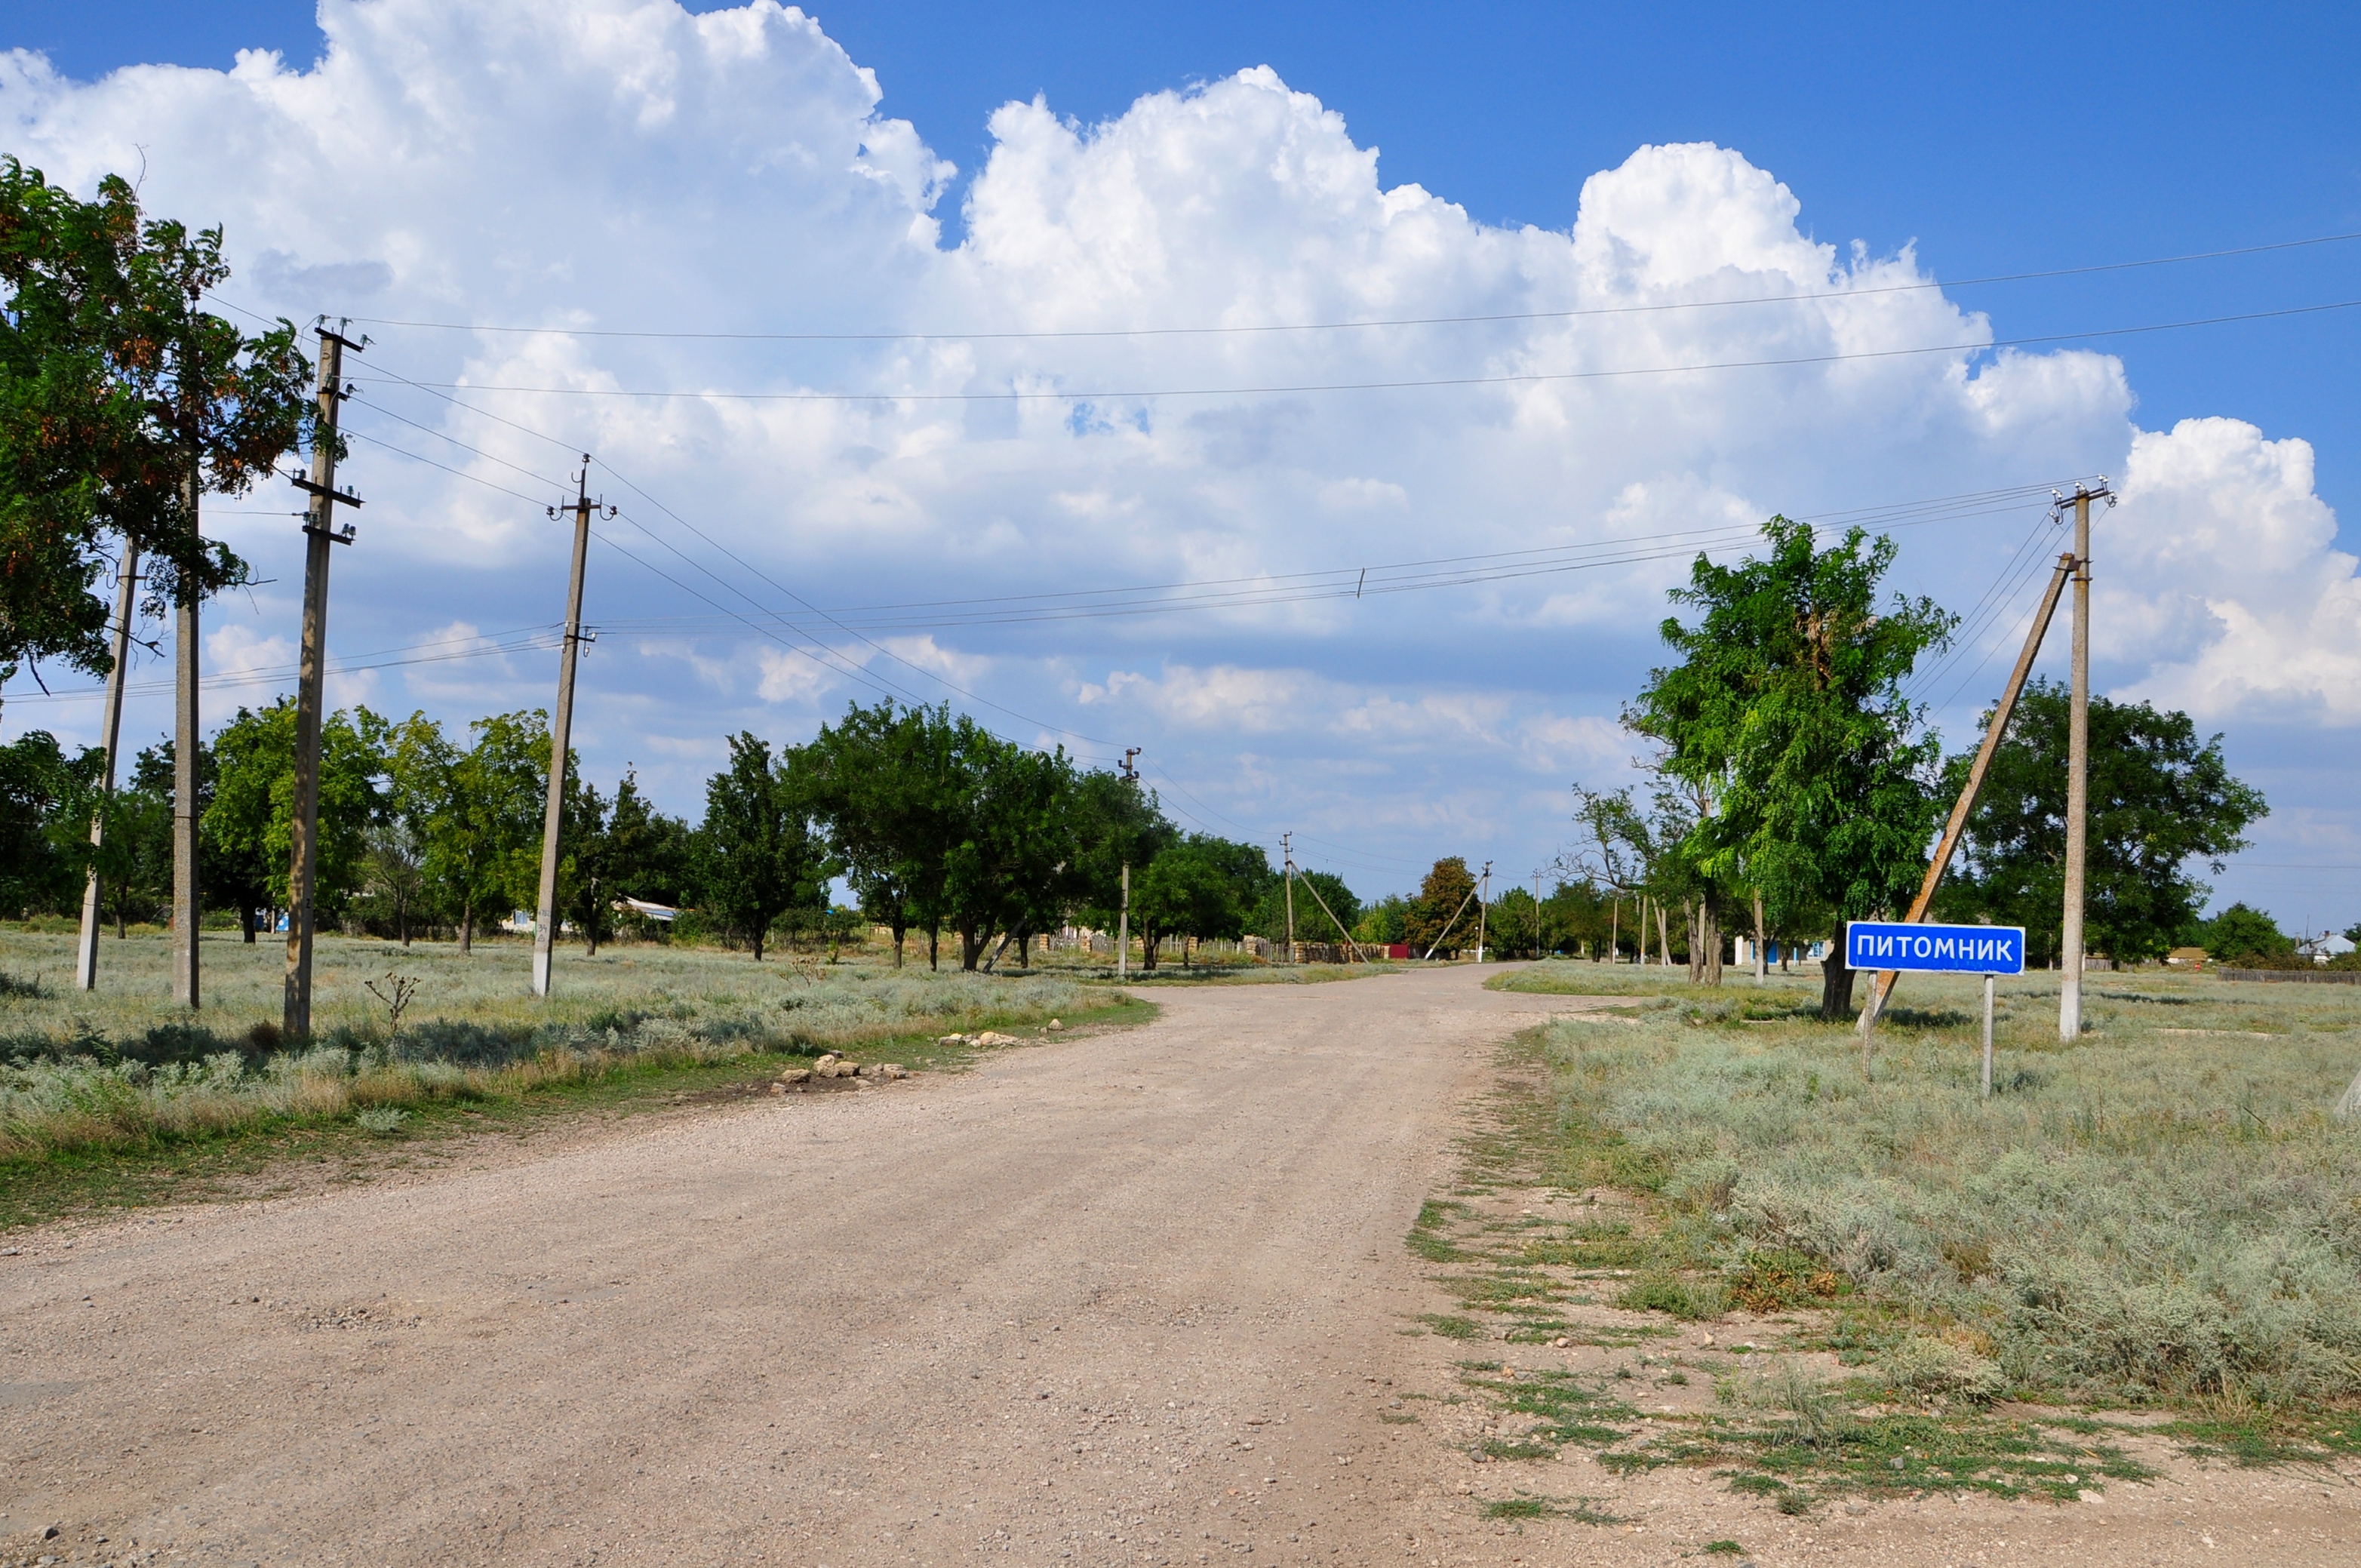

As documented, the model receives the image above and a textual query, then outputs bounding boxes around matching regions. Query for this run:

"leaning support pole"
[1858,552,2077,1059]
[1291,856,1366,963]
[1421,880,1483,961]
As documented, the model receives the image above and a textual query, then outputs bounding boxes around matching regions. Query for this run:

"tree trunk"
[400,905,411,947]
[1656,903,1671,968]
[891,921,906,969]
[959,925,984,971]
[1140,928,1160,971]
[460,902,473,956]
[1686,902,1703,983]
[752,918,766,961]
[1017,930,1031,970]
[1820,951,1856,1020]
[1703,899,1722,985]
[927,925,939,971]
[1752,892,1766,981]
[240,904,257,944]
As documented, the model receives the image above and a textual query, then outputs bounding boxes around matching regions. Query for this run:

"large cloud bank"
[2,0,2350,887]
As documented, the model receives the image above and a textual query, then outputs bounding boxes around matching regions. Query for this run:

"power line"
[325,229,2361,343]
[345,299,2361,405]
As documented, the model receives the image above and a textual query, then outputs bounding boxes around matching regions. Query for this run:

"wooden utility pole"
[170,463,201,1008]
[74,542,140,991]
[531,459,604,998]
[282,324,364,1043]
[1856,548,2077,1051]
[2058,481,2113,1041]
[1280,835,1300,959]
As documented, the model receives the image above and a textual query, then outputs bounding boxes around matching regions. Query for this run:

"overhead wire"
[346,299,2361,405]
[336,229,2361,343]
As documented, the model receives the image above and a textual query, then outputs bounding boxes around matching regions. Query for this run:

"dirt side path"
[5,967,2355,1568]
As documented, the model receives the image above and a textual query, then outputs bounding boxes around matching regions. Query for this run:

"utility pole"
[1476,862,1491,962]
[1533,869,1543,959]
[2057,480,2114,1042]
[1121,747,1140,783]
[1281,832,1296,961]
[531,459,607,998]
[1117,862,1130,979]
[170,455,202,1007]
[74,543,141,990]
[282,323,364,1043]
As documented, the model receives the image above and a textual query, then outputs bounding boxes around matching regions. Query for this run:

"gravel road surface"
[4,964,2356,1566]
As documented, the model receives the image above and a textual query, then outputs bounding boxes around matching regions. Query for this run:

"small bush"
[1617,1274,1724,1320]
[355,1106,410,1135]
[1880,1334,2006,1404]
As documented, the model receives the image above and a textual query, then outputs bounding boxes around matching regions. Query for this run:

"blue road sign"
[1845,921,2026,975]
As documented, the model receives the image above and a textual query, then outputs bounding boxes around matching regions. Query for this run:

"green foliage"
[389,709,548,947]
[204,698,388,924]
[1,157,315,687]
[1936,679,2264,964]
[1404,856,1480,956]
[1627,518,1956,1016]
[0,730,85,917]
[2197,902,2295,965]
[1131,835,1258,966]
[695,731,825,961]
[1249,868,1360,946]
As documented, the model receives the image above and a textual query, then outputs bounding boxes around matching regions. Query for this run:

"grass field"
[1435,961,2361,1484]
[0,927,1148,1228]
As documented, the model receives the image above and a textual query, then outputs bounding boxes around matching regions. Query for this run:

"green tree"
[0,158,313,705]
[205,699,387,935]
[1402,857,1480,958]
[694,731,824,961]
[2199,902,2295,965]
[598,768,693,930]
[1251,868,1359,948]
[390,710,547,953]
[1353,893,1413,947]
[0,730,81,915]
[1130,837,1247,969]
[1933,679,2265,966]
[792,700,959,968]
[1068,767,1177,948]
[943,737,1079,971]
[1627,518,1956,1017]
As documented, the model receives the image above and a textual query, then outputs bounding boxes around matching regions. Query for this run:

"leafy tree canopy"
[1626,518,1955,1015]
[1934,679,2264,964]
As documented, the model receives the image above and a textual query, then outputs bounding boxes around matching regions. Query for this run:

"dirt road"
[4,965,2356,1567]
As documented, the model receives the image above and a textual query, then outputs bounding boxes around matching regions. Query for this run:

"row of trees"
[1572,517,2266,1015]
[1,694,1422,970]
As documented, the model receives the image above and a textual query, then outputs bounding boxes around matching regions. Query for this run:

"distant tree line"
[2,696,1409,971]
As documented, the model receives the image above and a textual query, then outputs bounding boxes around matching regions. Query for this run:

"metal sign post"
[1845,921,2026,1090]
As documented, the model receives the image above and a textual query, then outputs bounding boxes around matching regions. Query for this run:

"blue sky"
[5,2,2359,926]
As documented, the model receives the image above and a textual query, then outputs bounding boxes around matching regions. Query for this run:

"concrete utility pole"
[1533,870,1543,959]
[2058,480,2114,1042]
[531,459,607,998]
[170,465,201,1007]
[282,324,364,1043]
[1117,862,1130,979]
[75,543,141,990]
[1476,862,1491,962]
[1281,832,1296,961]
